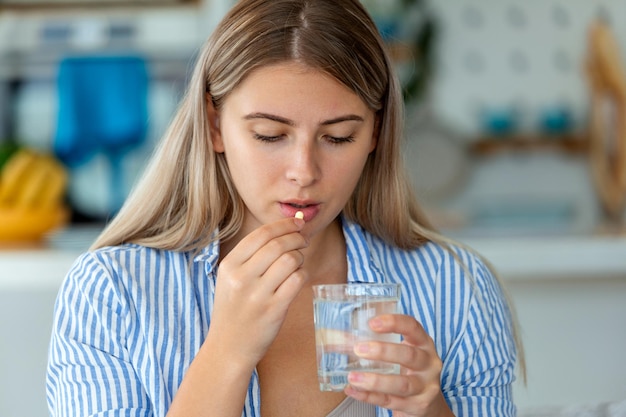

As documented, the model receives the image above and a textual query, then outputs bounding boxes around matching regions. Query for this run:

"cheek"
[224,144,277,189]
[330,153,370,192]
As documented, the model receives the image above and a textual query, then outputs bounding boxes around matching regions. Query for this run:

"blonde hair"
[91,0,525,382]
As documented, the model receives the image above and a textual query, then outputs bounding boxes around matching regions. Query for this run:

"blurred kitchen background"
[1,0,626,416]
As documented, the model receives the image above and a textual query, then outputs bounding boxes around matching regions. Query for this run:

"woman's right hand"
[206,216,309,370]
[167,218,308,417]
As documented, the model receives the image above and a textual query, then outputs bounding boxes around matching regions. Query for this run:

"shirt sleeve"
[440,249,518,417]
[46,252,153,417]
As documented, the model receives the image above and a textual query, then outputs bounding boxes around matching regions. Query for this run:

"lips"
[279,201,320,221]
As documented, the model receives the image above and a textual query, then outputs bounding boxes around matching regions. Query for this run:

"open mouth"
[288,203,309,209]
[280,202,319,221]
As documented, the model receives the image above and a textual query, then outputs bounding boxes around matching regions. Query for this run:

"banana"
[0,206,69,242]
[38,155,68,209]
[16,155,52,209]
[0,149,39,206]
[0,148,70,241]
[0,149,69,209]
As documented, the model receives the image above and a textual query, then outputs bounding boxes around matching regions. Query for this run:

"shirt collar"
[193,231,221,278]
[341,215,386,284]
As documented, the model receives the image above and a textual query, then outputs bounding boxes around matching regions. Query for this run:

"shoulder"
[354,223,492,288]
[348,222,506,320]
[65,244,163,282]
[59,244,193,306]
[73,243,194,275]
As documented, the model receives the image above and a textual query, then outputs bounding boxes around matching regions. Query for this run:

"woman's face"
[211,62,377,239]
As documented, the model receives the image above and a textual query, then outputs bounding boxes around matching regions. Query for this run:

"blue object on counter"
[54,55,149,214]
[539,106,574,135]
[480,107,520,136]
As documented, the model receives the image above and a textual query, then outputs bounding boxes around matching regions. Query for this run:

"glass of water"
[312,283,402,392]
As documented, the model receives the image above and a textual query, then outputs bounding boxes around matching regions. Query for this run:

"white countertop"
[462,234,626,280]
[0,226,99,290]
[0,249,80,289]
[1,229,626,290]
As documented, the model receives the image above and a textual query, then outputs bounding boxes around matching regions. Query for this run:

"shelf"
[0,0,198,11]
[470,134,589,155]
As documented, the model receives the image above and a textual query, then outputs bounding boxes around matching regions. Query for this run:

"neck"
[300,217,347,286]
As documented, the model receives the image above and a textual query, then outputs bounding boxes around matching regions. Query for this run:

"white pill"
[295,211,304,220]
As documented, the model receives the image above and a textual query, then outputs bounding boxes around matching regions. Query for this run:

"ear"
[206,93,224,153]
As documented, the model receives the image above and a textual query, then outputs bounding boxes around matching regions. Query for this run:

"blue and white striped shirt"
[47,217,517,417]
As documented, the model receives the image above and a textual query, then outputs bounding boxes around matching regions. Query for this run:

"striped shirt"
[46,217,517,417]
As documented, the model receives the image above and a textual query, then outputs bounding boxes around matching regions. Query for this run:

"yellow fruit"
[0,147,70,241]
[0,149,68,210]
[39,155,68,209]
[14,155,53,209]
[15,154,68,209]
[0,149,38,206]
[0,206,69,242]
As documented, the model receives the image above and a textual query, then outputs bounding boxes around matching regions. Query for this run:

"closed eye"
[253,133,283,142]
[326,135,355,144]
[254,133,355,144]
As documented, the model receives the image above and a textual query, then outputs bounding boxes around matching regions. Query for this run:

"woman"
[46,1,522,416]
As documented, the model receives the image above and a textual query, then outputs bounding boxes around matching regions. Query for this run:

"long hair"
[92,0,430,251]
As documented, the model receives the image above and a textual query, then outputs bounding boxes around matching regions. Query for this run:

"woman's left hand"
[344,314,455,417]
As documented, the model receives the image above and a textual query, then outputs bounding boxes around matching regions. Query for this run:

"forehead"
[223,61,371,118]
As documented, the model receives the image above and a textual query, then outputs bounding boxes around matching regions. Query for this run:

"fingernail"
[355,342,370,354]
[369,317,383,330]
[348,372,364,383]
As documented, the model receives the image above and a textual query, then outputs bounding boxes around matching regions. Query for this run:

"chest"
[256,290,346,417]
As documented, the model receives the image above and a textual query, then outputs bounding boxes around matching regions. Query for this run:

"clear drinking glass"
[312,283,402,392]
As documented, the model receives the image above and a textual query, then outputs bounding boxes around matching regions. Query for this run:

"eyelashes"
[253,133,282,142]
[253,133,355,144]
[327,135,356,144]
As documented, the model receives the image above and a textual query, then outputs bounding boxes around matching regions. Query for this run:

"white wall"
[430,0,626,136]
[0,290,58,417]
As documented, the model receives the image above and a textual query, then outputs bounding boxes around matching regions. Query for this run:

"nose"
[286,140,320,187]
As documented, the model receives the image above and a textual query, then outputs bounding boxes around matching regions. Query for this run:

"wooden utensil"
[585,17,626,225]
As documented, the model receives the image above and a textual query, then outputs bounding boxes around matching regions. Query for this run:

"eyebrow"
[243,112,364,126]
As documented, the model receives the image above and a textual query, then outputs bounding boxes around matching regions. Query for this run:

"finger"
[273,268,308,305]
[354,340,437,372]
[345,386,395,410]
[227,217,305,265]
[243,232,307,279]
[369,314,434,349]
[224,222,306,283]
[347,371,422,397]
[256,245,306,293]
[345,382,442,415]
